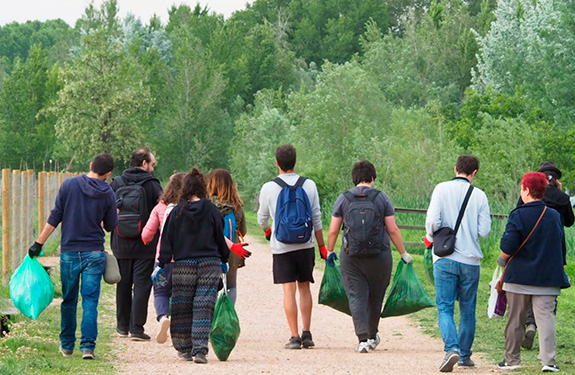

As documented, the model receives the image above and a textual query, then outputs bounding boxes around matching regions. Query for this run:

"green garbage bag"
[9,255,55,319]
[210,276,240,361]
[381,261,434,318]
[318,261,351,316]
[423,248,434,283]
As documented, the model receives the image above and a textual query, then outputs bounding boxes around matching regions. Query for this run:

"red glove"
[231,243,251,258]
[423,235,433,249]
[264,228,272,241]
[318,245,328,260]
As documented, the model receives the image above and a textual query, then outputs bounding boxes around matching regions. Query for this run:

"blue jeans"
[153,262,173,320]
[434,258,480,361]
[60,251,105,352]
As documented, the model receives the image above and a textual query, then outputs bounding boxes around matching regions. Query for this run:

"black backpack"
[342,189,385,257]
[114,176,156,239]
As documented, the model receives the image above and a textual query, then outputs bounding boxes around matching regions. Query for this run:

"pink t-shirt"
[141,201,175,262]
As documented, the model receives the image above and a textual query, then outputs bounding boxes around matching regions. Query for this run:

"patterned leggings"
[170,257,221,356]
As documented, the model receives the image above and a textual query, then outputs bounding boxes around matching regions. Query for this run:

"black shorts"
[273,248,315,284]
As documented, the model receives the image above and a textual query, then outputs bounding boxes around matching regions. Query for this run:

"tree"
[157,26,228,173]
[45,0,153,167]
[0,44,53,168]
[473,0,575,127]
[361,0,483,109]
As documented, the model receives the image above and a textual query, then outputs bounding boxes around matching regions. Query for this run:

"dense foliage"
[0,0,574,208]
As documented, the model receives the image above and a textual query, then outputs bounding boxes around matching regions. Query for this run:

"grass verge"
[0,252,120,374]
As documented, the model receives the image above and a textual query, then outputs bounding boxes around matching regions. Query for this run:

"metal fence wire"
[1,170,76,286]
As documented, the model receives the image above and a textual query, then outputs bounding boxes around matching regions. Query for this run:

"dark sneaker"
[194,352,208,364]
[498,361,521,370]
[130,332,151,341]
[284,336,302,349]
[116,327,129,337]
[542,364,560,372]
[522,324,536,349]
[301,331,314,348]
[177,351,193,361]
[82,350,95,360]
[458,358,475,368]
[59,346,73,358]
[367,334,381,350]
[440,350,460,372]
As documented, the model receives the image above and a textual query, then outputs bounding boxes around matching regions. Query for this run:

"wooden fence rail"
[395,207,508,247]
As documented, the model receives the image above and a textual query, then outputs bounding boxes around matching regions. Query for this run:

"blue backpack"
[273,176,313,244]
[223,210,237,241]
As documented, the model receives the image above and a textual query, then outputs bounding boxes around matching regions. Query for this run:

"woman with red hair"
[498,172,570,372]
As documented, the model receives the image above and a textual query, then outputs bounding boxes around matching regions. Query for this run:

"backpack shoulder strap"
[366,189,380,202]
[295,176,308,187]
[272,176,288,188]
[113,176,127,187]
[342,190,355,202]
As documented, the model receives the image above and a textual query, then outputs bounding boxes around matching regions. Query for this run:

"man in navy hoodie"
[29,153,118,360]
[110,148,162,341]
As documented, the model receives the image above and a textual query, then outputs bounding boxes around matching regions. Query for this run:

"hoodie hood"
[121,167,158,183]
[179,198,212,222]
[78,174,112,199]
[210,196,234,216]
[544,185,570,207]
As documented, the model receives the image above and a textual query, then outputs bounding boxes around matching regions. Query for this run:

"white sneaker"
[367,334,380,350]
[157,316,170,344]
[356,341,370,353]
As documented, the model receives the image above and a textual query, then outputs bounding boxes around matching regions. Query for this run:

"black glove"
[29,242,43,258]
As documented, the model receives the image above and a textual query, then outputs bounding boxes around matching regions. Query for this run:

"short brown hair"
[456,155,479,175]
[275,145,296,172]
[352,160,376,185]
[91,153,114,175]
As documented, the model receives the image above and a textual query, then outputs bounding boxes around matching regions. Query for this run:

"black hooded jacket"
[110,167,162,259]
[158,198,230,267]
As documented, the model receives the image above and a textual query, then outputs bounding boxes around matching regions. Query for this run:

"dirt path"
[113,235,497,374]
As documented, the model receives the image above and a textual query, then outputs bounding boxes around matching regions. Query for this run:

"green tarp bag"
[318,260,351,316]
[9,255,55,319]
[423,248,434,283]
[381,261,434,318]
[209,275,240,361]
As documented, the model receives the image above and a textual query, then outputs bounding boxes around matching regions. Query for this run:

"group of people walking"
[27,146,571,372]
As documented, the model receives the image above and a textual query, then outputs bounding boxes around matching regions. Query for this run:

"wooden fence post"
[38,172,46,234]
[2,169,10,287]
[10,170,20,272]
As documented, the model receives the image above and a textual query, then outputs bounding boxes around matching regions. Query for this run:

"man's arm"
[477,193,491,238]
[257,185,271,231]
[385,215,407,255]
[327,216,342,252]
[103,194,118,232]
[425,187,442,240]
[37,223,57,245]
